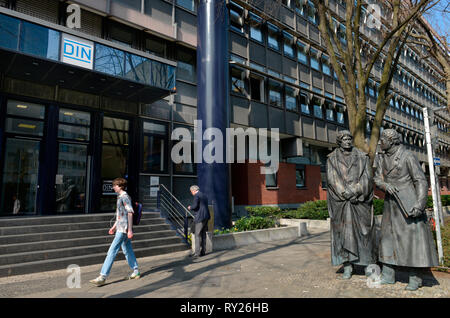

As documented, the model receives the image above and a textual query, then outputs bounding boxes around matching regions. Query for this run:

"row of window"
[395,66,444,107]
[401,45,446,93]
[231,66,345,124]
[112,0,196,13]
[388,97,424,121]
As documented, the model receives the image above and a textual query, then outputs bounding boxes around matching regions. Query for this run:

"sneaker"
[89,275,106,286]
[126,271,141,280]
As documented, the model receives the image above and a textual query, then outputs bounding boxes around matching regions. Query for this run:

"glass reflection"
[19,21,60,61]
[0,14,20,50]
[94,44,125,76]
[125,53,151,84]
[55,143,87,213]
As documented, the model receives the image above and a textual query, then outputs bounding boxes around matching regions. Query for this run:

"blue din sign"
[61,33,94,70]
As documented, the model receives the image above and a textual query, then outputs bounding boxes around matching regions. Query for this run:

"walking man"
[90,178,140,286]
[188,185,210,258]
[326,130,376,279]
[374,129,438,291]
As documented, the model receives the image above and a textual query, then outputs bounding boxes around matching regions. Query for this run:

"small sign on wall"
[102,180,115,196]
[61,33,94,70]
[150,176,159,197]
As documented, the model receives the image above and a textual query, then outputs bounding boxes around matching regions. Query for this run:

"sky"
[423,1,450,45]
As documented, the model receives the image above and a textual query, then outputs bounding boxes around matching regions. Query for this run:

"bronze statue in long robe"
[374,129,438,291]
[327,131,376,279]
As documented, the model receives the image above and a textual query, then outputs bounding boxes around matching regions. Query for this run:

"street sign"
[433,157,440,166]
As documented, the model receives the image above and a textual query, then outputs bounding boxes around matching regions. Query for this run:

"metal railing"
[157,184,194,246]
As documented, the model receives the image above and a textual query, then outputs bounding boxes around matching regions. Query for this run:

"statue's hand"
[342,189,353,200]
[409,207,423,218]
[385,184,398,195]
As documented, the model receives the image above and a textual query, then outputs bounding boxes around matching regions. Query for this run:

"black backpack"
[133,202,143,225]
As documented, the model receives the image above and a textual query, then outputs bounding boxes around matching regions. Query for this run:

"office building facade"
[0,0,448,218]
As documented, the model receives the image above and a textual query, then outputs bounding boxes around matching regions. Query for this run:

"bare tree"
[311,0,442,163]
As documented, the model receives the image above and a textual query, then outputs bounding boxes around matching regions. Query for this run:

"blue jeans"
[100,231,138,277]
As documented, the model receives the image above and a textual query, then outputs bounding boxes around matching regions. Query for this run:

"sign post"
[423,107,444,265]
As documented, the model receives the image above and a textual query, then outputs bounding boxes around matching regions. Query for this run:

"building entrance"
[0,99,46,216]
[54,108,91,213]
[1,138,40,216]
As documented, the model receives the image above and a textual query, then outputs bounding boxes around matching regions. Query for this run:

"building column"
[197,0,231,229]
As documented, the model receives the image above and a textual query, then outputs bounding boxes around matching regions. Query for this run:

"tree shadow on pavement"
[107,231,330,298]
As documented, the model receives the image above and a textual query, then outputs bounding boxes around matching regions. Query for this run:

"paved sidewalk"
[0,230,448,298]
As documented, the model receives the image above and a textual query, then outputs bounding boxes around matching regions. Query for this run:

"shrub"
[373,199,384,216]
[427,195,450,208]
[214,227,238,235]
[234,216,276,232]
[245,206,282,218]
[281,200,329,220]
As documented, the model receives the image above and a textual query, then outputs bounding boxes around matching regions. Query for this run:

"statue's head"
[380,129,401,151]
[336,130,353,151]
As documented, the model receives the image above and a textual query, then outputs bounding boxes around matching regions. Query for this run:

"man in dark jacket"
[188,185,210,258]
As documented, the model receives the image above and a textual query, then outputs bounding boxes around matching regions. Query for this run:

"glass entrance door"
[55,108,91,213]
[0,138,40,216]
[55,143,88,213]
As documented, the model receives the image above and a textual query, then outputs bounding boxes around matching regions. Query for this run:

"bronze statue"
[374,129,438,291]
[327,130,376,279]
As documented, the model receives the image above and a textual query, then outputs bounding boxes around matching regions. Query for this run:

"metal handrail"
[157,184,194,246]
[159,184,194,218]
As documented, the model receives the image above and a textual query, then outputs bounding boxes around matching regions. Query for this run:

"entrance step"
[0,212,189,277]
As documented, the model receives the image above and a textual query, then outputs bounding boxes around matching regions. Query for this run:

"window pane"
[5,118,44,136]
[102,145,128,179]
[265,172,277,187]
[231,68,245,94]
[58,124,90,141]
[143,135,165,173]
[0,13,20,50]
[268,80,282,107]
[150,61,176,89]
[300,95,309,114]
[326,109,334,121]
[310,57,320,71]
[55,143,87,213]
[314,105,323,118]
[19,21,59,60]
[285,87,297,111]
[103,130,128,145]
[143,121,166,135]
[250,25,263,42]
[94,44,125,76]
[104,117,129,131]
[112,0,141,11]
[125,53,151,84]
[337,112,344,124]
[177,0,195,11]
[296,168,305,187]
[59,109,90,125]
[145,36,165,57]
[7,100,45,119]
[250,77,263,102]
[267,24,279,51]
[176,47,196,82]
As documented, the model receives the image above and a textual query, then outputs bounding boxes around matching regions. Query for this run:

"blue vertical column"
[197,0,231,229]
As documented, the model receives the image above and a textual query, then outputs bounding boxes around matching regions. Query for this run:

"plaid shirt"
[116,192,134,233]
